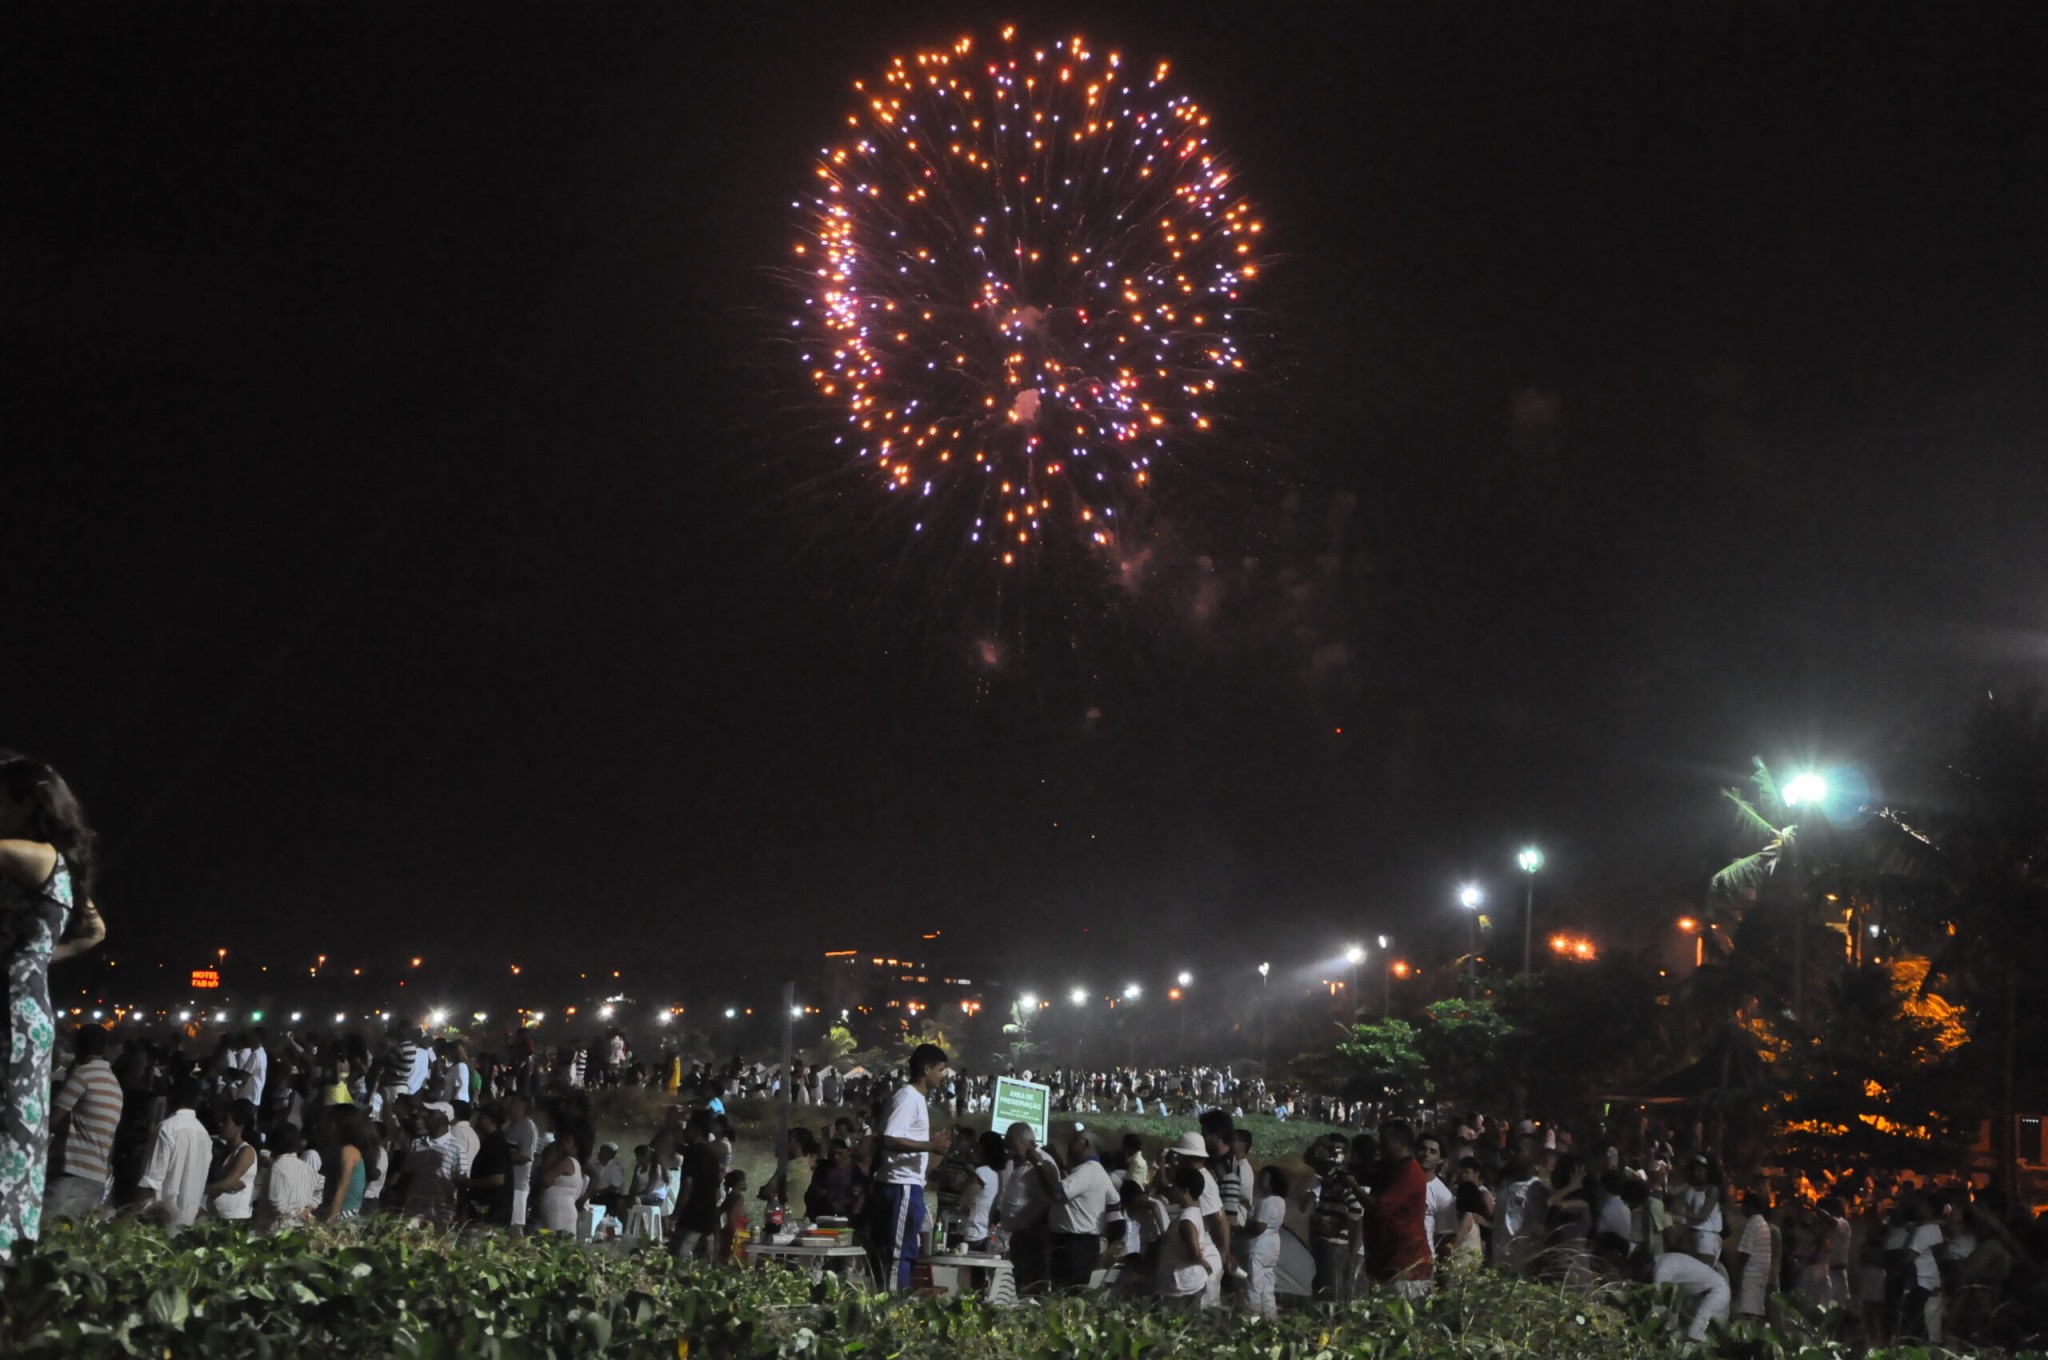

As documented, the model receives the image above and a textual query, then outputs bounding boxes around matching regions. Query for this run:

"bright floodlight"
[598,1005,615,1020]
[428,1009,448,1026]
[1123,982,1142,1000]
[290,1011,303,1023]
[1344,945,1365,965]
[332,1012,345,1023]
[723,1007,737,1019]
[656,1010,671,1024]
[1783,772,1828,808]
[1258,961,1271,978]
[1069,987,1089,1006]
[1176,971,1194,987]
[214,1011,227,1023]
[790,1005,804,1019]
[1458,884,1484,910]
[1518,846,1544,874]
[1019,991,1039,1011]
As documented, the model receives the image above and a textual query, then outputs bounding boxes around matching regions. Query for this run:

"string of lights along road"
[793,28,1265,565]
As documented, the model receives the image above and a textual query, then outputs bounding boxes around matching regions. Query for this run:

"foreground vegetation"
[0,1219,2012,1360]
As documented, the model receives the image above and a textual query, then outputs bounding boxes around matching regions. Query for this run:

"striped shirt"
[54,1057,123,1183]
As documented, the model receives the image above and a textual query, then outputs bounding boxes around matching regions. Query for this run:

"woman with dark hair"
[205,1100,260,1223]
[319,1105,377,1221]
[0,754,105,1259]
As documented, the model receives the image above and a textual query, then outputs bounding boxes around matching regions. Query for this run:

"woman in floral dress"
[0,755,105,1259]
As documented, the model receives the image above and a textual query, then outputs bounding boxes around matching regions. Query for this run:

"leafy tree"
[1492,962,1665,1123]
[1292,1018,1432,1105]
[1415,997,1520,1110]
[1770,958,1980,1174]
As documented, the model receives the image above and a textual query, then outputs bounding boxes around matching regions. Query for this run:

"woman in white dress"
[1154,1168,1219,1311]
[535,1133,586,1234]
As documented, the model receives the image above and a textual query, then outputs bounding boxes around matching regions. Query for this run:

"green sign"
[991,1076,1051,1145]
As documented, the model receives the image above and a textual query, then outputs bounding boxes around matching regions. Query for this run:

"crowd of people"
[3,751,2046,1352]
[746,1045,2048,1348]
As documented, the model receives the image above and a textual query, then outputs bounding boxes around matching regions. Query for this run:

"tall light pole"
[1782,772,1827,1020]
[1517,847,1544,974]
[1344,945,1365,1019]
[1458,885,1484,999]
[1378,935,1392,1017]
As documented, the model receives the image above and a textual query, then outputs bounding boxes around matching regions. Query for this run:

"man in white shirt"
[445,1102,481,1177]
[875,1043,952,1292]
[1651,1249,1731,1341]
[134,1081,212,1232]
[999,1123,1057,1292]
[504,1092,539,1239]
[1027,1128,1117,1289]
[1416,1131,1458,1255]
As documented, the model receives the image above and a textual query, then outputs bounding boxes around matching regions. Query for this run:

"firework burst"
[791,28,1265,568]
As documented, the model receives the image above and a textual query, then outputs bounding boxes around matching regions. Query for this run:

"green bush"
[1,1221,2017,1359]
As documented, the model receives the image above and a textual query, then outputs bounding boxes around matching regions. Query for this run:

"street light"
[1343,945,1365,1017]
[1019,991,1039,1013]
[1123,982,1142,1001]
[1458,884,1484,998]
[1517,847,1543,973]
[1782,772,1828,807]
[1177,970,1194,987]
[1069,987,1089,1007]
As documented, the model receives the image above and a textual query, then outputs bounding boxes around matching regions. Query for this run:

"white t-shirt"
[138,1110,213,1232]
[1049,1158,1116,1235]
[881,1085,930,1185]
[959,1166,999,1242]
[1908,1222,1944,1290]
[1159,1203,1220,1297]
[1425,1175,1458,1245]
[1596,1194,1632,1241]
[1196,1166,1222,1219]
[1249,1191,1286,1267]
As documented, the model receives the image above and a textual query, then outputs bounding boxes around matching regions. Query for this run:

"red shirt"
[1364,1156,1434,1280]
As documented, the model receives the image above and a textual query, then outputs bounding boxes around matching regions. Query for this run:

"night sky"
[14,5,2044,1006]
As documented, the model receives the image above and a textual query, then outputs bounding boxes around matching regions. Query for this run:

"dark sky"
[13,4,2045,1008]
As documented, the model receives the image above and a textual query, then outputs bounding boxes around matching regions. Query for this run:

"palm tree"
[1710,757,1828,1020]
